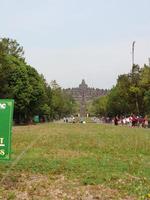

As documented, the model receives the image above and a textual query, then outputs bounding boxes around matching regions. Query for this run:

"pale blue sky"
[1,0,150,88]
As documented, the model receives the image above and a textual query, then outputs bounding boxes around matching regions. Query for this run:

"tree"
[0,37,79,122]
[0,38,48,123]
[25,65,47,120]
[129,64,142,114]
[0,55,32,123]
[140,65,150,114]
[92,96,108,116]
[107,87,129,117]
[62,92,77,116]
[0,38,24,60]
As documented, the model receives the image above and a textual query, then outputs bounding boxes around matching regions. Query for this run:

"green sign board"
[0,99,14,160]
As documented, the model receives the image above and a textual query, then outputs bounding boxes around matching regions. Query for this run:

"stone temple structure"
[64,80,108,116]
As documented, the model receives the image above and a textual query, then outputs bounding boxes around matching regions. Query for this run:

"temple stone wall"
[64,79,108,103]
[64,80,108,116]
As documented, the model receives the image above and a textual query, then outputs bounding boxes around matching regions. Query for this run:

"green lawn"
[0,123,150,199]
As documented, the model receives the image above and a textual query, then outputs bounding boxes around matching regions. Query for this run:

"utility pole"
[132,41,136,71]
[131,41,139,114]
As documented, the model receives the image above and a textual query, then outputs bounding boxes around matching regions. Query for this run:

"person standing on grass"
[114,116,119,125]
[129,115,132,127]
[132,114,137,127]
[144,115,149,128]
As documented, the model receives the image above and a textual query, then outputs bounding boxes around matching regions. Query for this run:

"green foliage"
[51,84,77,119]
[92,95,108,116]
[92,64,150,117]
[0,38,76,123]
[107,87,129,116]
[0,37,24,60]
[25,65,47,118]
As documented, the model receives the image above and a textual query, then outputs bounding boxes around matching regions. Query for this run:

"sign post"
[0,99,14,160]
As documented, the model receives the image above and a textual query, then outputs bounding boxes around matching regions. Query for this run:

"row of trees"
[91,64,150,117]
[0,38,76,123]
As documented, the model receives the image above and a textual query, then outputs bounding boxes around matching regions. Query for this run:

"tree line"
[91,64,150,117]
[0,38,76,124]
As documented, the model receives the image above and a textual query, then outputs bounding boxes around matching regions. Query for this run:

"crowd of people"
[92,115,149,128]
[63,116,87,124]
[113,115,149,128]
[63,115,149,128]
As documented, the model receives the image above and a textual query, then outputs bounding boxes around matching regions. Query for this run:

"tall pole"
[132,41,136,69]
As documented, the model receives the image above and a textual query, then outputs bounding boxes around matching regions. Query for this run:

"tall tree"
[0,38,24,60]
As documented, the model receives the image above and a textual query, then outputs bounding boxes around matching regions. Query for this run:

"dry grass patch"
[51,149,89,159]
[0,173,136,200]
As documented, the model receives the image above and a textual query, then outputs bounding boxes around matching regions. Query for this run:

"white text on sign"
[0,103,6,109]
[0,138,5,147]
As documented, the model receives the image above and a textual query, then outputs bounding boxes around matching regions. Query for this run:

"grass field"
[0,123,150,199]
